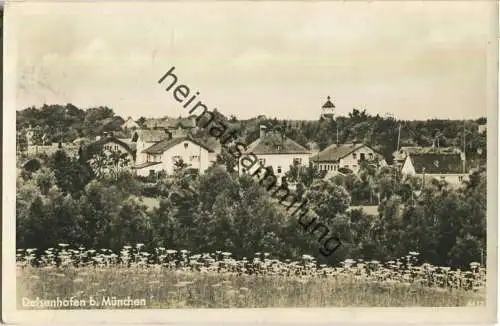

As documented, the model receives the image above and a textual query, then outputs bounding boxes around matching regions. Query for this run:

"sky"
[9,1,495,120]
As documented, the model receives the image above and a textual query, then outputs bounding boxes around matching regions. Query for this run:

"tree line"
[17,104,487,166]
[16,150,486,268]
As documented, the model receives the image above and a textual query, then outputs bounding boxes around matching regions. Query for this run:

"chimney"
[259,125,267,139]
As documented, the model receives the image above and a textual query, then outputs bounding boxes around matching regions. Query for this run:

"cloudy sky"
[9,1,494,120]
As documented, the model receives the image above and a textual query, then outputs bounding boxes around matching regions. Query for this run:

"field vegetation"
[18,246,486,308]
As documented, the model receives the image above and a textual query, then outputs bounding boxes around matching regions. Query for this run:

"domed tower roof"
[321,96,335,120]
[322,96,335,109]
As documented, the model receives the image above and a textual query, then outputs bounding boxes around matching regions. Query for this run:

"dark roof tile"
[135,129,171,143]
[246,132,310,155]
[311,143,366,162]
[408,153,464,174]
[142,136,214,154]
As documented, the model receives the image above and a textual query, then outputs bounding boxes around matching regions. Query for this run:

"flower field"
[17,244,486,308]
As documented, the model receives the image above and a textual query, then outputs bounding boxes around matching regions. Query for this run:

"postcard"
[2,1,498,324]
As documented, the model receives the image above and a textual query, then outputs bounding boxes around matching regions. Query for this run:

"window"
[369,153,374,159]
[360,153,366,160]
[277,145,281,151]
[259,158,266,166]
[352,153,357,159]
[114,145,119,151]
[352,165,357,169]
[191,155,200,161]
[293,158,302,165]
[334,165,337,171]
[440,176,446,180]
[277,166,282,174]
[459,176,464,182]
[184,143,189,149]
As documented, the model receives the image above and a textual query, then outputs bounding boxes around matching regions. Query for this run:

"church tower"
[321,96,335,120]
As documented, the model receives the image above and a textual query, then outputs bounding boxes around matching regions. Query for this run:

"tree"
[87,149,131,180]
[306,179,351,219]
[47,150,93,196]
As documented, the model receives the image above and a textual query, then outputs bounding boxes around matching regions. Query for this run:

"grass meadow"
[17,245,486,308]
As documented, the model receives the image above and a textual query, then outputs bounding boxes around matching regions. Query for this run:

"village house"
[393,146,462,166]
[131,129,172,163]
[132,135,213,177]
[121,117,140,130]
[239,125,311,182]
[401,152,468,187]
[21,125,80,157]
[310,142,386,175]
[144,116,197,131]
[82,132,137,175]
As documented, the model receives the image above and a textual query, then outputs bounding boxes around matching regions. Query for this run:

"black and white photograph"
[2,1,497,324]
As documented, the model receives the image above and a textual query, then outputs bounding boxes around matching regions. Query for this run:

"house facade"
[121,117,140,130]
[133,136,213,177]
[239,125,311,182]
[401,153,468,187]
[311,142,386,175]
[83,134,137,176]
[131,129,172,164]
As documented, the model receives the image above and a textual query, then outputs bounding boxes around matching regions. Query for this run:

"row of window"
[103,145,120,151]
[319,164,358,171]
[258,158,303,166]
[146,154,200,163]
[352,152,374,160]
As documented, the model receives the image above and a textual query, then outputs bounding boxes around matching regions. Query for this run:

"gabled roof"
[122,117,139,127]
[394,146,461,161]
[134,129,171,143]
[245,132,310,155]
[144,117,196,129]
[117,138,137,152]
[408,153,464,174]
[132,161,162,169]
[83,136,136,160]
[142,136,214,154]
[310,143,372,163]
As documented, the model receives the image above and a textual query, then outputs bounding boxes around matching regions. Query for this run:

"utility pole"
[463,120,467,173]
[336,122,339,145]
[397,123,402,152]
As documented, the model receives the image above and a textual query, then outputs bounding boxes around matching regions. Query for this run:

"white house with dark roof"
[393,146,462,166]
[401,153,468,187]
[239,125,311,181]
[81,133,137,176]
[132,135,213,177]
[310,142,386,175]
[131,129,172,164]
